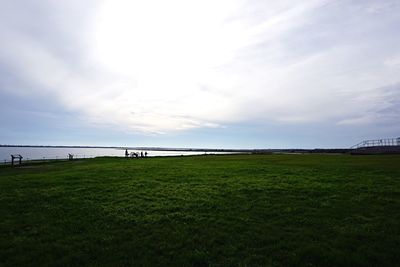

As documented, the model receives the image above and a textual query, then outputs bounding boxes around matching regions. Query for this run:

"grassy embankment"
[1,154,400,266]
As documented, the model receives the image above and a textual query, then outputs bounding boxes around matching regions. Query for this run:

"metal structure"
[10,154,23,166]
[351,137,400,149]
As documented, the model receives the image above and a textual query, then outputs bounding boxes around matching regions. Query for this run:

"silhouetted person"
[125,149,129,157]
[141,151,144,157]
[145,151,148,157]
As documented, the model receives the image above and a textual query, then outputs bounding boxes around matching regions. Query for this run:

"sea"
[0,146,220,163]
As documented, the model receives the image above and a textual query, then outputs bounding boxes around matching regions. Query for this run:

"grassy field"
[1,154,399,266]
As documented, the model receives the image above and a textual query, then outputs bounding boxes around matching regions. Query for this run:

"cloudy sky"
[1,0,399,148]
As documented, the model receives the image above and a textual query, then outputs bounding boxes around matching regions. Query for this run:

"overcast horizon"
[1,0,399,149]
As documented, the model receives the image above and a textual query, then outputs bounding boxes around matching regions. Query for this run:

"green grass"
[1,154,399,266]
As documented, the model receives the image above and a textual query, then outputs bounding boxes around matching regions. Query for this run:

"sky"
[1,0,399,148]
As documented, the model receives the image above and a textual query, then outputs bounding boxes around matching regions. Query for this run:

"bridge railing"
[351,137,400,149]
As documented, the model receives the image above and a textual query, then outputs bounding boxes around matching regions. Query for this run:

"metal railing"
[351,137,400,149]
[0,154,97,166]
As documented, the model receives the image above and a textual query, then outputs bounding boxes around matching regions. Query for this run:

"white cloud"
[1,0,400,134]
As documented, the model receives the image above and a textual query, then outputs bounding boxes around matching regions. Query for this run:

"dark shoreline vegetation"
[0,144,353,153]
[1,154,399,266]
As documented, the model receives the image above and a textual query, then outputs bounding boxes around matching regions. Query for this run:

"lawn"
[1,154,399,266]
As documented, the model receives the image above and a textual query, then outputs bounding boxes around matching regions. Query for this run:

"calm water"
[0,147,216,163]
